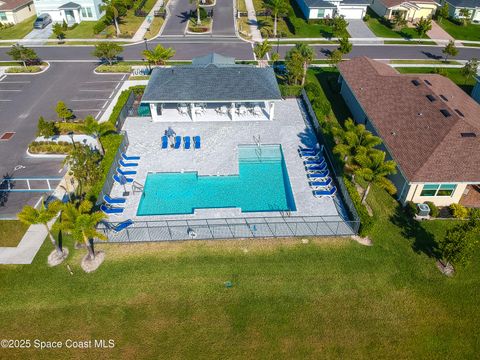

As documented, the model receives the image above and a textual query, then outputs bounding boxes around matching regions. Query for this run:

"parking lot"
[0,63,126,217]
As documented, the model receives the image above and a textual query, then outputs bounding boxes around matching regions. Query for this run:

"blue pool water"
[137,145,296,216]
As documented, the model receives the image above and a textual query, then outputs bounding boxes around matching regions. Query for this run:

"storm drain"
[0,132,15,141]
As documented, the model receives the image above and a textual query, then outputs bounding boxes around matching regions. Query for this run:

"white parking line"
[79,89,111,92]
[0,89,21,92]
[114,82,120,90]
[102,100,108,109]
[109,90,115,98]
[71,98,110,102]
[0,99,12,102]
[95,110,102,119]
[72,108,102,112]
[0,81,30,84]
[84,80,123,83]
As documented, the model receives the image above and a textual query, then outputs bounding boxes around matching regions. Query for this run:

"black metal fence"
[115,91,135,131]
[98,215,358,242]
[300,90,361,226]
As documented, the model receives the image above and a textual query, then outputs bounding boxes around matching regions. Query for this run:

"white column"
[149,103,158,122]
[268,102,275,121]
[230,102,236,121]
[74,9,81,23]
[190,103,196,121]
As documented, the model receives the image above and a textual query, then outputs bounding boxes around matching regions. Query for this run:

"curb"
[2,61,51,75]
[26,148,67,158]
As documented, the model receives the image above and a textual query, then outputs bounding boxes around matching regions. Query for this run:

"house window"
[87,7,92,17]
[0,12,7,21]
[82,7,93,17]
[317,9,325,18]
[81,8,87,17]
[420,184,457,197]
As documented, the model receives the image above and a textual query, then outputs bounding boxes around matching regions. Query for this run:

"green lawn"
[396,67,477,94]
[0,220,28,247]
[0,16,35,40]
[438,18,480,41]
[364,9,429,39]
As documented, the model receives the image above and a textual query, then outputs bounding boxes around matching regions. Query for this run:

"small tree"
[328,49,343,67]
[265,0,288,37]
[391,12,407,31]
[458,8,471,26]
[100,0,122,36]
[460,57,478,84]
[436,3,449,23]
[294,43,315,86]
[64,146,102,195]
[189,0,202,25]
[354,150,397,204]
[7,44,38,67]
[83,115,114,155]
[142,44,176,65]
[55,101,73,122]
[37,116,57,137]
[92,42,124,65]
[338,36,352,55]
[442,40,458,63]
[332,16,348,37]
[415,17,432,40]
[285,48,304,85]
[18,199,66,262]
[254,40,272,60]
[52,23,65,42]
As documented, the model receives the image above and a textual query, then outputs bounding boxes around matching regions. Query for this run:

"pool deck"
[109,99,344,223]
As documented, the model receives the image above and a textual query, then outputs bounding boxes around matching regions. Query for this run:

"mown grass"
[0,16,35,40]
[438,18,480,41]
[364,9,429,39]
[0,220,28,247]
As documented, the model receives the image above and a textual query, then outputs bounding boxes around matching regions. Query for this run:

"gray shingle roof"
[58,1,81,9]
[303,0,337,7]
[445,0,480,7]
[342,0,371,5]
[192,53,235,66]
[142,63,282,102]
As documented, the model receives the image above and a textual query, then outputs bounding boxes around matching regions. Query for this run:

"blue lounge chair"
[161,135,169,149]
[104,194,126,204]
[301,152,322,160]
[101,204,124,214]
[313,186,337,197]
[309,177,332,188]
[304,157,325,166]
[117,168,136,176]
[193,136,201,149]
[113,174,134,184]
[299,149,319,157]
[173,136,181,149]
[184,136,191,150]
[112,219,133,232]
[307,168,329,177]
[122,153,140,161]
[306,163,327,173]
[308,171,330,179]
[119,159,138,167]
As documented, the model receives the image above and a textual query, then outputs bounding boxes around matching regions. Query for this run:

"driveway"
[23,23,53,44]
[347,19,376,39]
[161,0,195,36]
[212,0,236,36]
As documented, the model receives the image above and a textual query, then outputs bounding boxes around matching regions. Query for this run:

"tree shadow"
[390,204,439,258]
[421,51,442,60]
[177,11,192,24]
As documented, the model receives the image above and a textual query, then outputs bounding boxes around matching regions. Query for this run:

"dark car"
[33,14,52,29]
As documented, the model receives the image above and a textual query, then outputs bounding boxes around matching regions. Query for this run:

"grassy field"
[0,16,35,40]
[396,67,477,93]
[0,220,28,247]
[364,10,429,39]
[438,18,480,41]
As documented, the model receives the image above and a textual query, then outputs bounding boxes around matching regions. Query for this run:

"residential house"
[338,57,480,207]
[442,0,480,22]
[141,53,282,122]
[472,75,480,103]
[370,0,438,21]
[33,0,104,24]
[0,0,35,24]
[296,0,371,19]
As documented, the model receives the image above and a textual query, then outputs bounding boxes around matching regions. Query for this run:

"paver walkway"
[245,0,262,42]
[428,21,455,44]
[132,0,165,41]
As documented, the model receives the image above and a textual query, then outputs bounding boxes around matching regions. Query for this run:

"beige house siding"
[404,183,467,206]
[372,1,438,20]
[0,2,35,24]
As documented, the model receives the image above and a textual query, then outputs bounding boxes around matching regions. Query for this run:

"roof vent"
[454,109,464,117]
[426,94,436,102]
[412,80,420,86]
[417,112,423,116]
[440,109,451,118]
[439,94,448,101]
[391,131,396,136]
[424,79,432,86]
[461,132,477,138]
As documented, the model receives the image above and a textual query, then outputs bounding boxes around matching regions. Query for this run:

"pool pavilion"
[141,53,283,122]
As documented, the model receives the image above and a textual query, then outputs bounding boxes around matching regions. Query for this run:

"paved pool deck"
[108,99,344,223]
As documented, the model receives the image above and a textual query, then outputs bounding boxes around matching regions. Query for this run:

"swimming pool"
[137,145,296,216]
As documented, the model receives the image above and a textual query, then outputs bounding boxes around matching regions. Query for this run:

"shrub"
[405,201,417,218]
[424,201,439,217]
[279,84,302,97]
[344,177,374,236]
[5,66,41,73]
[28,141,76,154]
[37,116,57,137]
[56,122,85,134]
[450,203,469,219]
[93,19,107,34]
[96,64,132,73]
[363,14,370,22]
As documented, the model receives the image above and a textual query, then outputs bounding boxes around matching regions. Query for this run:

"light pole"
[68,131,76,150]
[143,37,151,72]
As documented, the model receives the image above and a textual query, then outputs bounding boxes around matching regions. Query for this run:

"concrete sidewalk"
[132,0,165,42]
[244,0,262,42]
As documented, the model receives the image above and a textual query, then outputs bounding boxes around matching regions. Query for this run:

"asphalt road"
[161,0,194,36]
[212,0,236,36]
[0,63,126,217]
[2,42,480,62]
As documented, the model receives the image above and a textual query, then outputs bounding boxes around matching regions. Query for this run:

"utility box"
[417,203,430,217]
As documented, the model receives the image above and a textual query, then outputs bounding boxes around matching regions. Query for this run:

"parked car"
[33,14,52,29]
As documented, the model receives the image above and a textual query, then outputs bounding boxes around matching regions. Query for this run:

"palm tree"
[258,18,274,38]
[265,0,287,37]
[18,199,65,261]
[254,40,272,60]
[333,118,382,167]
[101,0,121,36]
[294,43,315,86]
[190,0,201,25]
[142,44,176,65]
[55,200,106,260]
[353,150,397,204]
[83,115,114,155]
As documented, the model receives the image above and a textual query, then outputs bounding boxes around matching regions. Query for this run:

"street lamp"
[143,37,151,72]
[68,131,76,150]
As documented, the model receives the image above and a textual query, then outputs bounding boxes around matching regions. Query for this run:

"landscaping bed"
[5,65,43,73]
[0,16,35,40]
[364,9,430,39]
[187,18,212,33]
[438,18,480,41]
[28,141,76,155]
[0,220,28,247]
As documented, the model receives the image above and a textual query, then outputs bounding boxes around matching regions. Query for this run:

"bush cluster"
[344,177,374,236]
[29,141,77,154]
[424,201,439,218]
[0,22,14,29]
[93,18,108,34]
[96,64,132,73]
[5,66,41,73]
[449,203,470,219]
[279,84,302,97]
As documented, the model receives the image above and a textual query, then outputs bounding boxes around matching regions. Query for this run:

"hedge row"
[343,177,374,236]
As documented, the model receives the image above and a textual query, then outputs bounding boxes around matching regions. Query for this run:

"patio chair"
[304,158,325,166]
[253,106,262,116]
[313,186,337,198]
[104,194,126,205]
[309,177,332,189]
[161,135,169,149]
[116,168,136,176]
[173,136,181,149]
[121,153,140,161]
[112,219,133,232]
[184,136,191,150]
[307,170,330,179]
[299,146,320,154]
[193,135,201,149]
[119,159,138,167]
[100,204,124,214]
[113,174,134,184]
